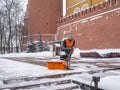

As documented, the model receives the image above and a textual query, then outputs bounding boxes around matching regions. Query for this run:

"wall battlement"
[57,0,118,25]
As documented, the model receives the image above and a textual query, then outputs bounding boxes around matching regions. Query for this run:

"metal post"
[93,76,100,90]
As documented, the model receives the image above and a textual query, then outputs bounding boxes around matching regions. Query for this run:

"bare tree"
[0,11,3,53]
[0,9,6,54]
[0,0,24,53]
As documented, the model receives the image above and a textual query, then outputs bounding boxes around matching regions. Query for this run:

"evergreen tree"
[38,34,50,52]
[38,34,44,52]
[26,34,36,53]
[43,42,50,51]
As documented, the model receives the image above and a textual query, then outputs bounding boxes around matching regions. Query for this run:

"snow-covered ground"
[0,48,120,90]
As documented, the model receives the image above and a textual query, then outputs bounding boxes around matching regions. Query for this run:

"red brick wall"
[28,0,63,42]
[56,0,120,50]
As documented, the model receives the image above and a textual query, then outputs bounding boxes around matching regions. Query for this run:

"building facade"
[57,0,120,50]
[25,0,120,50]
[66,0,105,15]
[27,0,63,42]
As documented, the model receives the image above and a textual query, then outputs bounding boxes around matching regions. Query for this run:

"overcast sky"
[63,0,66,16]
[21,0,28,10]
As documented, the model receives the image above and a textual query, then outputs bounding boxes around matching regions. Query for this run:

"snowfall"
[0,48,120,90]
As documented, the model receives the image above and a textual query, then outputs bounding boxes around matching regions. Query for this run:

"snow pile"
[0,51,52,58]
[80,48,120,54]
[72,48,81,59]
[99,76,120,90]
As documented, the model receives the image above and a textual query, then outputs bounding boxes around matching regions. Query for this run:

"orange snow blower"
[47,48,72,70]
[47,60,67,70]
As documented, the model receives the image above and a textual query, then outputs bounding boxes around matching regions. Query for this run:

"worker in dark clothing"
[62,35,75,68]
[63,35,75,50]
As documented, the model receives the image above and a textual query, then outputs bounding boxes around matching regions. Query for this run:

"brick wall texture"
[27,0,63,42]
[57,0,120,50]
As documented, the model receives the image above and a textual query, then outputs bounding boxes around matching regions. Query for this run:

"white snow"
[0,48,120,90]
[0,51,53,58]
[99,76,120,90]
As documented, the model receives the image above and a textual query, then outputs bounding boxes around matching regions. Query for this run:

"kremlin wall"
[25,0,120,50]
[56,0,120,50]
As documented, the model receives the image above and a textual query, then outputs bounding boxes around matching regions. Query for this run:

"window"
[74,7,80,13]
[81,4,89,11]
